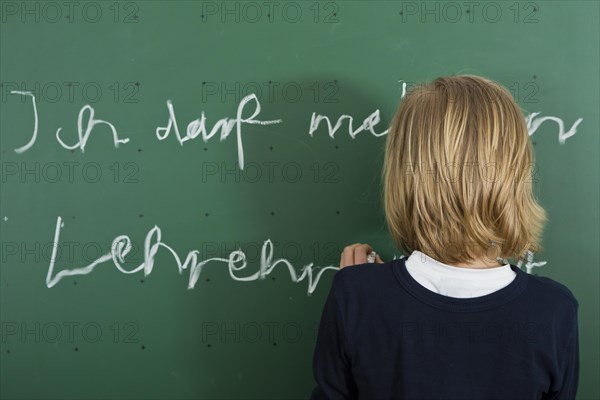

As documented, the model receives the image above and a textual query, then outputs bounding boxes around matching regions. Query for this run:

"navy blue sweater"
[310,257,579,400]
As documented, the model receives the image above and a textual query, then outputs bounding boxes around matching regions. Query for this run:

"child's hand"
[339,243,384,269]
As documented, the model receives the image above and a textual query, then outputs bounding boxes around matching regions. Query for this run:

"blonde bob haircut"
[382,75,547,265]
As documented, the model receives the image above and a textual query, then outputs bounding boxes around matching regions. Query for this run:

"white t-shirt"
[404,250,517,298]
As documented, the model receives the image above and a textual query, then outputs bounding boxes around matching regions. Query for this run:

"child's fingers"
[339,243,378,268]
[353,244,373,264]
[375,254,385,264]
[340,243,362,268]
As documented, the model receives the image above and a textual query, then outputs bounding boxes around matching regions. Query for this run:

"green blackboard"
[1,1,598,399]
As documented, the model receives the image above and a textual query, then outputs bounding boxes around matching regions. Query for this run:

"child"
[310,75,579,399]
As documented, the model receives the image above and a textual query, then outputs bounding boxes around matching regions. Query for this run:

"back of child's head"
[383,75,546,265]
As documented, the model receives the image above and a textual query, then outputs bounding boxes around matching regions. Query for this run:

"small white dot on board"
[3,216,7,221]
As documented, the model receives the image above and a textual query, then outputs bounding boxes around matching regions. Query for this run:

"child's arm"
[309,272,357,400]
[545,304,580,400]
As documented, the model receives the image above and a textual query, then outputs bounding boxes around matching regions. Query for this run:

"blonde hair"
[382,75,547,265]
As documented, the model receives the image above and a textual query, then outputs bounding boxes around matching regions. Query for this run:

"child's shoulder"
[526,272,579,309]
[332,259,400,293]
[337,259,397,275]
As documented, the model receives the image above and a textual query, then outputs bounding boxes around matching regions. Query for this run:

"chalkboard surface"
[1,1,598,399]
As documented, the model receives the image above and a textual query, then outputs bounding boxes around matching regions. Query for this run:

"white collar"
[404,250,517,298]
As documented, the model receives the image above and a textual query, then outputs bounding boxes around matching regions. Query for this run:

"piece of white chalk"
[367,251,376,263]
